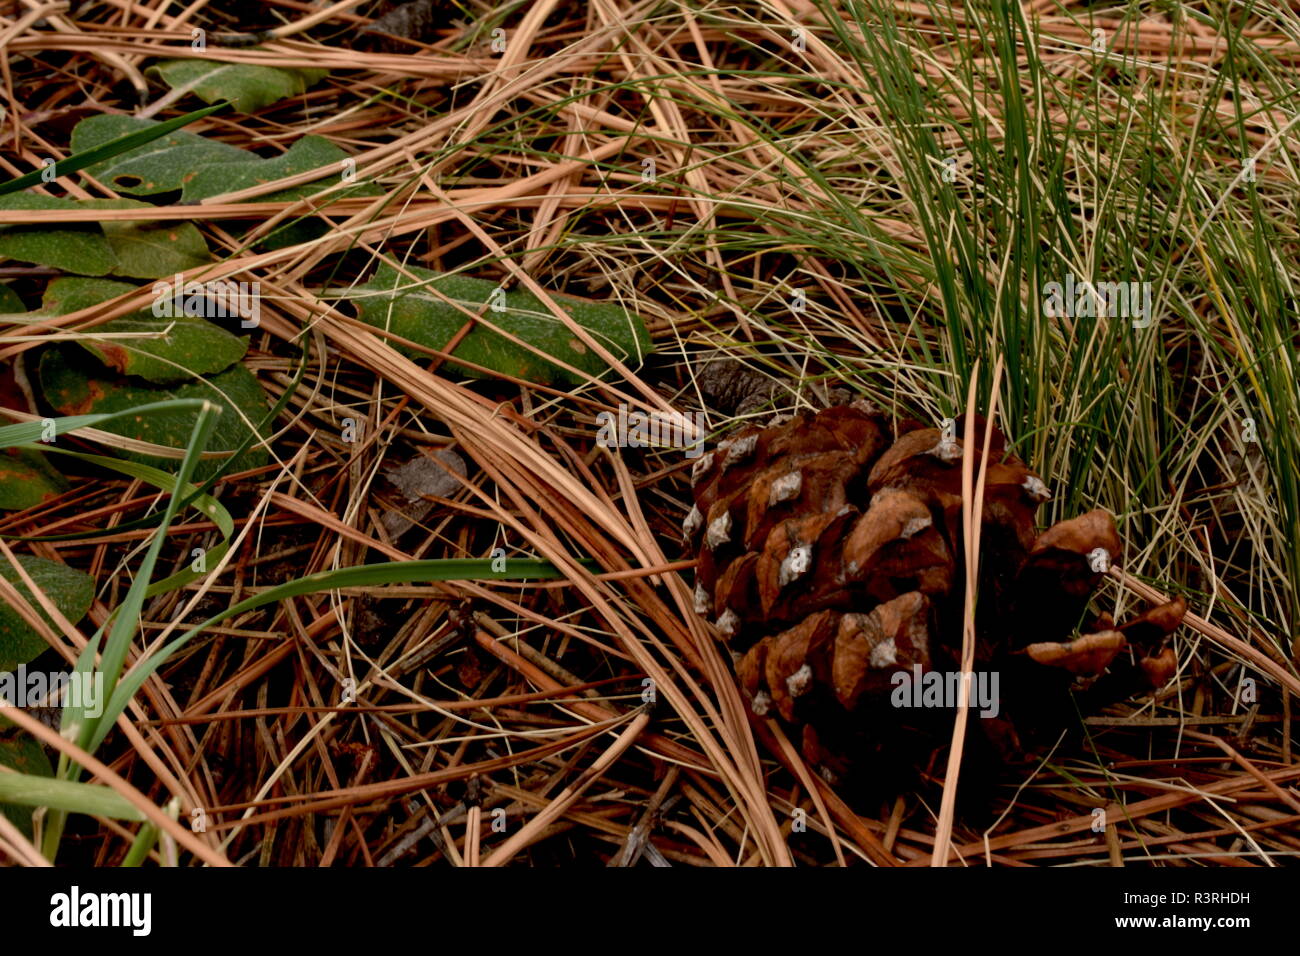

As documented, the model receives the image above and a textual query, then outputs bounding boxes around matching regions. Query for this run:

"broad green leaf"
[0,195,209,278]
[0,283,24,312]
[38,276,138,316]
[0,728,54,839]
[341,263,653,385]
[72,114,248,196]
[38,348,270,480]
[40,277,246,384]
[148,60,327,115]
[0,398,210,450]
[0,450,68,511]
[0,104,224,198]
[81,314,247,383]
[92,201,210,278]
[0,194,116,276]
[181,134,358,202]
[0,556,94,671]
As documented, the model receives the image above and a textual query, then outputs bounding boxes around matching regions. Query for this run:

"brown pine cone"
[685,402,1185,791]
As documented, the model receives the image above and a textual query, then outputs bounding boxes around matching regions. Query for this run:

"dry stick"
[8,81,770,871]
[932,356,1005,866]
[0,139,638,359]
[472,627,708,771]
[602,452,771,794]
[481,709,652,867]
[425,0,562,176]
[182,606,340,718]
[20,1,147,96]
[0,192,675,225]
[212,719,613,826]
[587,0,736,303]
[662,820,734,866]
[9,33,483,74]
[182,22,636,204]
[364,396,785,862]
[521,100,586,272]
[460,437,780,832]
[0,703,230,866]
[122,448,310,798]
[610,765,679,866]
[463,804,481,868]
[0,2,58,48]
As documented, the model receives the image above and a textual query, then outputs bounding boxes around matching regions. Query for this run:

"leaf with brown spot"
[0,450,68,511]
[0,729,54,839]
[37,347,269,481]
[35,277,247,384]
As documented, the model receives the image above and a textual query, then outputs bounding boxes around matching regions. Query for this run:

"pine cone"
[685,402,1185,791]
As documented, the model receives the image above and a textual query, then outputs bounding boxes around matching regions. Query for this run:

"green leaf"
[0,449,68,511]
[341,263,654,386]
[0,104,225,199]
[0,556,94,671]
[181,134,356,202]
[91,201,211,278]
[148,60,327,115]
[0,195,209,278]
[72,114,249,196]
[0,728,54,839]
[38,276,138,315]
[38,348,270,481]
[0,194,116,276]
[0,768,145,822]
[81,314,247,383]
[39,277,246,383]
[255,218,330,252]
[0,282,25,313]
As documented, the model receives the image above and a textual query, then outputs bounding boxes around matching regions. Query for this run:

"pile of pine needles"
[1,0,1298,866]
